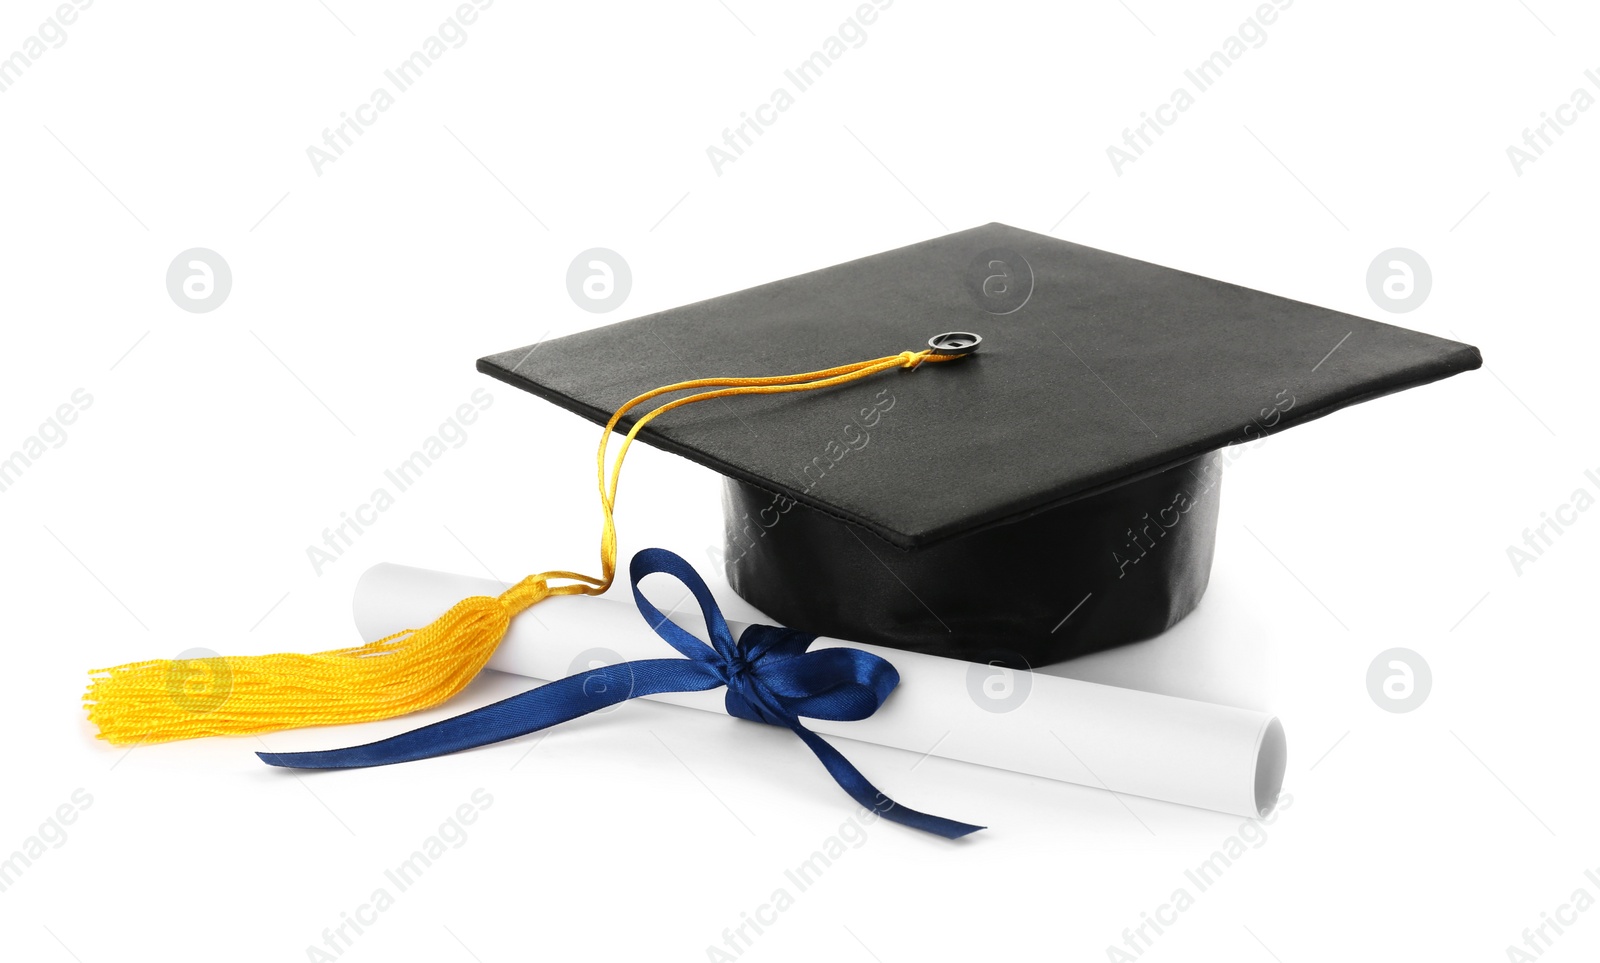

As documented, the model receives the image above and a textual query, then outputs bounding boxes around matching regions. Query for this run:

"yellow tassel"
[84,575,555,744]
[82,347,962,744]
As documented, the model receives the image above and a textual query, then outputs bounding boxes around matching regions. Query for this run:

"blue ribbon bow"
[258,547,982,839]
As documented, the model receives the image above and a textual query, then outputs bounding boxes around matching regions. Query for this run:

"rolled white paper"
[353,564,1286,819]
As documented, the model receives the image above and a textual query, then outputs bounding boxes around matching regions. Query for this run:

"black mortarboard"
[478,223,1480,667]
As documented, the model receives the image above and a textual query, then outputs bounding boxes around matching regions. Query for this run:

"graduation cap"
[478,222,1481,667]
[83,222,1479,744]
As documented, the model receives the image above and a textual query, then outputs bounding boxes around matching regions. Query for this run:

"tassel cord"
[83,348,958,743]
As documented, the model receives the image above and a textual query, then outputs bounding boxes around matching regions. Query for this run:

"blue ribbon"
[258,547,982,839]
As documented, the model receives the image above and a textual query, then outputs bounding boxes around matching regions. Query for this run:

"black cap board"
[479,223,1481,666]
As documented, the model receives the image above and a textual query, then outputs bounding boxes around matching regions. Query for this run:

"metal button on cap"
[928,332,982,355]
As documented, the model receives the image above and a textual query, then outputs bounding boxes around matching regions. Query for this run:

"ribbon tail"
[786,722,984,839]
[258,659,718,770]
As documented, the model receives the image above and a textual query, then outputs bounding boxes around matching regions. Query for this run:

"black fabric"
[723,453,1223,666]
[477,223,1481,662]
[480,223,1480,550]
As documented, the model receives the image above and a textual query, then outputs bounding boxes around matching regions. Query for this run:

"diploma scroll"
[353,564,1286,820]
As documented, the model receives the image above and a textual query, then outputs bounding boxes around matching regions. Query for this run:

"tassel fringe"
[83,576,550,744]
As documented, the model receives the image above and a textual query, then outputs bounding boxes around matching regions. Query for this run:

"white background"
[2,1,1596,960]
